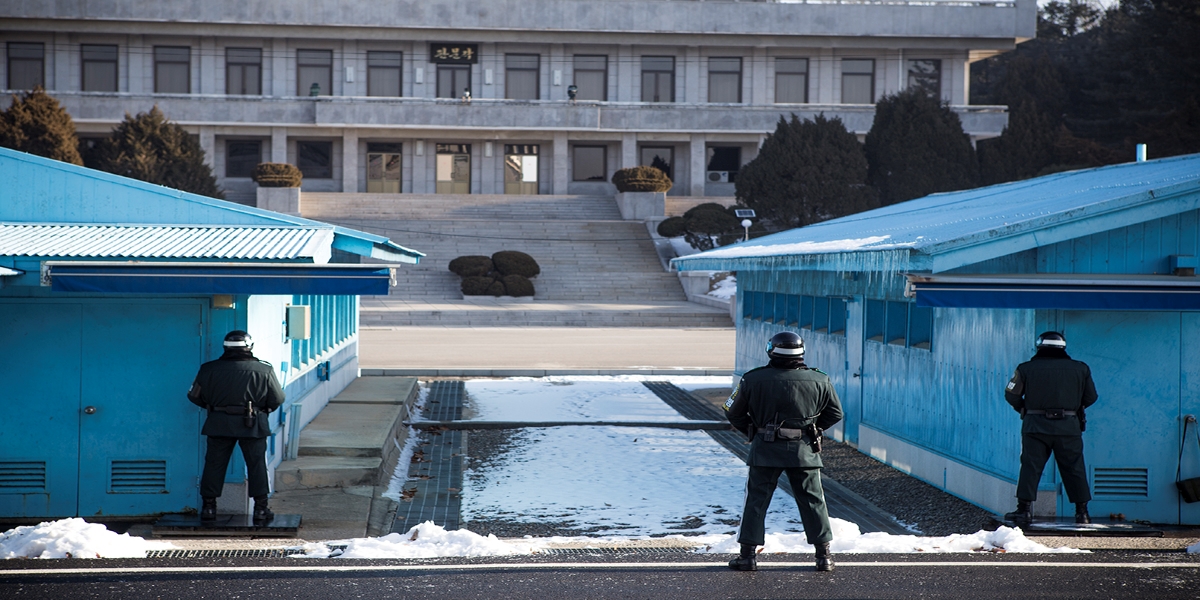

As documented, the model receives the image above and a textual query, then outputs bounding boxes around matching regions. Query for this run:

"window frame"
[225,47,262,95]
[504,53,540,100]
[774,57,808,104]
[572,54,608,101]
[296,49,333,96]
[436,64,471,99]
[153,46,191,94]
[297,140,334,179]
[908,304,934,350]
[81,44,118,92]
[865,299,885,342]
[7,42,44,90]
[707,57,742,103]
[225,140,262,178]
[907,58,942,98]
[886,301,909,346]
[841,58,875,105]
[367,51,403,97]
[571,145,607,182]
[640,55,675,103]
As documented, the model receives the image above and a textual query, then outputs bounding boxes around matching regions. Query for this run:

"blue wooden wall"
[1038,210,1200,275]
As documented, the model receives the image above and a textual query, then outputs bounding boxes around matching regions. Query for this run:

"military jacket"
[724,363,843,468]
[1005,356,1098,436]
[188,355,285,438]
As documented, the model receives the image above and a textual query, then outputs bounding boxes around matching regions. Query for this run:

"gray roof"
[0,224,334,261]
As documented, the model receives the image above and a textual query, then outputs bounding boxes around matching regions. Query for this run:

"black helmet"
[767,331,805,359]
[223,330,254,351]
[1035,331,1066,349]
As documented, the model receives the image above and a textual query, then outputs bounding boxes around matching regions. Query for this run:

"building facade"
[674,154,1200,525]
[1,0,1032,204]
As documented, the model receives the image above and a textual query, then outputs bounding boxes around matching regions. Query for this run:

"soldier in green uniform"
[724,331,843,572]
[187,330,285,524]
[1003,331,1099,525]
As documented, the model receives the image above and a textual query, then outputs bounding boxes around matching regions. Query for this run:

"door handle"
[84,406,96,415]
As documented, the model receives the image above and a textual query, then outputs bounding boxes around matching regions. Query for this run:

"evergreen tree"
[864,88,978,205]
[734,114,877,229]
[0,87,83,165]
[92,106,223,198]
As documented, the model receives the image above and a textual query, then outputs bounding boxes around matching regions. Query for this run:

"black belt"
[1025,409,1077,417]
[210,405,252,415]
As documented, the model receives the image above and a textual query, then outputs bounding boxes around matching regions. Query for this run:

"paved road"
[359,326,735,370]
[4,553,1198,599]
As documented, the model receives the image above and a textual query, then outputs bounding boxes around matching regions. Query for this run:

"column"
[126,35,144,94]
[271,127,288,163]
[683,46,700,104]
[271,38,288,97]
[750,47,768,106]
[52,32,70,91]
[689,133,706,197]
[199,126,216,171]
[411,140,427,193]
[199,37,217,95]
[616,45,633,103]
[817,48,835,104]
[552,131,569,195]
[342,40,358,97]
[621,133,637,169]
[549,43,565,101]
[342,129,359,192]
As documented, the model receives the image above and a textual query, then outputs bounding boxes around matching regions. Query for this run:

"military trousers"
[738,465,832,546]
[200,436,270,500]
[1017,432,1091,503]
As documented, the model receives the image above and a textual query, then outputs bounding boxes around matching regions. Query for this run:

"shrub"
[0,87,83,165]
[449,255,494,278]
[611,165,672,193]
[89,106,223,198]
[461,276,498,296]
[252,162,303,188]
[492,251,540,278]
[656,216,688,238]
[501,274,535,297]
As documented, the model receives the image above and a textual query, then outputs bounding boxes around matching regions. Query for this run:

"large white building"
[2,0,1034,204]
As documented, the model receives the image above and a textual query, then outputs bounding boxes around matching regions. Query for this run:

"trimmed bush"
[461,276,497,296]
[252,162,303,188]
[656,216,688,238]
[611,165,672,193]
[501,274,535,297]
[492,250,540,278]
[449,255,494,278]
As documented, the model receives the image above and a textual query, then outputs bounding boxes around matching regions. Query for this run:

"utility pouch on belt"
[1044,408,1065,420]
[762,422,777,443]
[243,401,256,428]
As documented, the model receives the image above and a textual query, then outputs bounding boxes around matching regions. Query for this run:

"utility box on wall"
[286,305,311,340]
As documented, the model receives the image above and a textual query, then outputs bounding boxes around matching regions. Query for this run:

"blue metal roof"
[0,147,423,264]
[0,224,333,260]
[673,153,1200,273]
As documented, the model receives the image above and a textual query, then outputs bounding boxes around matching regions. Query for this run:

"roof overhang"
[0,266,21,277]
[905,273,1200,311]
[44,261,394,295]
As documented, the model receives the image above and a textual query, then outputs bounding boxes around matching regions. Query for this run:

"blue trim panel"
[49,264,391,295]
[915,282,1200,310]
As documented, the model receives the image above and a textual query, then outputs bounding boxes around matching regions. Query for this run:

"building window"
[297,49,332,96]
[505,54,539,100]
[886,301,908,346]
[225,140,261,178]
[841,59,874,104]
[437,64,470,99]
[504,144,539,194]
[813,297,830,332]
[640,146,672,180]
[908,305,933,350]
[785,294,800,327]
[775,57,808,104]
[799,295,814,329]
[297,141,333,179]
[81,44,118,92]
[154,46,190,94]
[366,142,402,193]
[829,299,847,336]
[907,59,942,98]
[641,56,674,103]
[708,57,741,103]
[435,143,471,194]
[706,146,741,184]
[226,48,262,95]
[572,145,606,181]
[7,42,44,90]
[865,299,885,342]
[572,55,607,101]
[367,51,402,97]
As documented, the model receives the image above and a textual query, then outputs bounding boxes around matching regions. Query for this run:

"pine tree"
[0,87,83,165]
[93,106,223,198]
[734,114,878,229]
[864,88,978,205]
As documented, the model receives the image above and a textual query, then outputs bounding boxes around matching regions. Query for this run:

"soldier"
[188,330,285,525]
[1003,331,1099,525]
[724,331,843,572]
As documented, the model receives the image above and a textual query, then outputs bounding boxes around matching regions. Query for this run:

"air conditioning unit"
[707,171,730,183]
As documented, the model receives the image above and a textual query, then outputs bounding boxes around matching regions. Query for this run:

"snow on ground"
[0,518,175,559]
[707,274,736,300]
[382,385,429,502]
[463,379,704,422]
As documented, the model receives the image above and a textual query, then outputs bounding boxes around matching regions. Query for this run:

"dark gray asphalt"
[2,552,1198,599]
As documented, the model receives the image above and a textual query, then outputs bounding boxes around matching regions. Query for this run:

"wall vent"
[1093,467,1149,498]
[0,461,47,493]
[110,460,167,493]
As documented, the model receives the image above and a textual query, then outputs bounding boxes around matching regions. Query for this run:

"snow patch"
[1188,539,1200,554]
[1,518,175,559]
[697,522,1083,554]
[697,235,901,259]
[707,274,736,300]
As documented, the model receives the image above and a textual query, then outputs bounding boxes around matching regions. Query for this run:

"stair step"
[273,456,382,491]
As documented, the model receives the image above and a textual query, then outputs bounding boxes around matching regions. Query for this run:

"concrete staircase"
[302,193,731,327]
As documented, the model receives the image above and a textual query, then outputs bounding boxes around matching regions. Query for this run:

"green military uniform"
[1005,355,1098,503]
[724,363,843,546]
[188,354,285,499]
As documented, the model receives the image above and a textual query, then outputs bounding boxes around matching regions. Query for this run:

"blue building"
[0,147,421,519]
[674,154,1200,524]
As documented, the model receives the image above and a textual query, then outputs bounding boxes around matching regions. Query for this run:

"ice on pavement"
[0,518,175,559]
[462,378,723,422]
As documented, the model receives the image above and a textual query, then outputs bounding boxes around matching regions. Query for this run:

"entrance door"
[838,296,865,444]
[640,146,673,180]
[437,65,470,99]
[366,152,401,193]
[504,144,539,194]
[436,144,471,194]
[1064,311,1180,522]
[1179,313,1200,525]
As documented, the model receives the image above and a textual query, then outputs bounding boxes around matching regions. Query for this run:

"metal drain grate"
[540,547,695,555]
[145,548,309,559]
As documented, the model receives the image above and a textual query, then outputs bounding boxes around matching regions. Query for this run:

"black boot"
[815,542,834,572]
[1004,500,1032,526]
[1075,502,1091,524]
[727,543,758,571]
[253,496,274,525]
[201,497,217,522]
